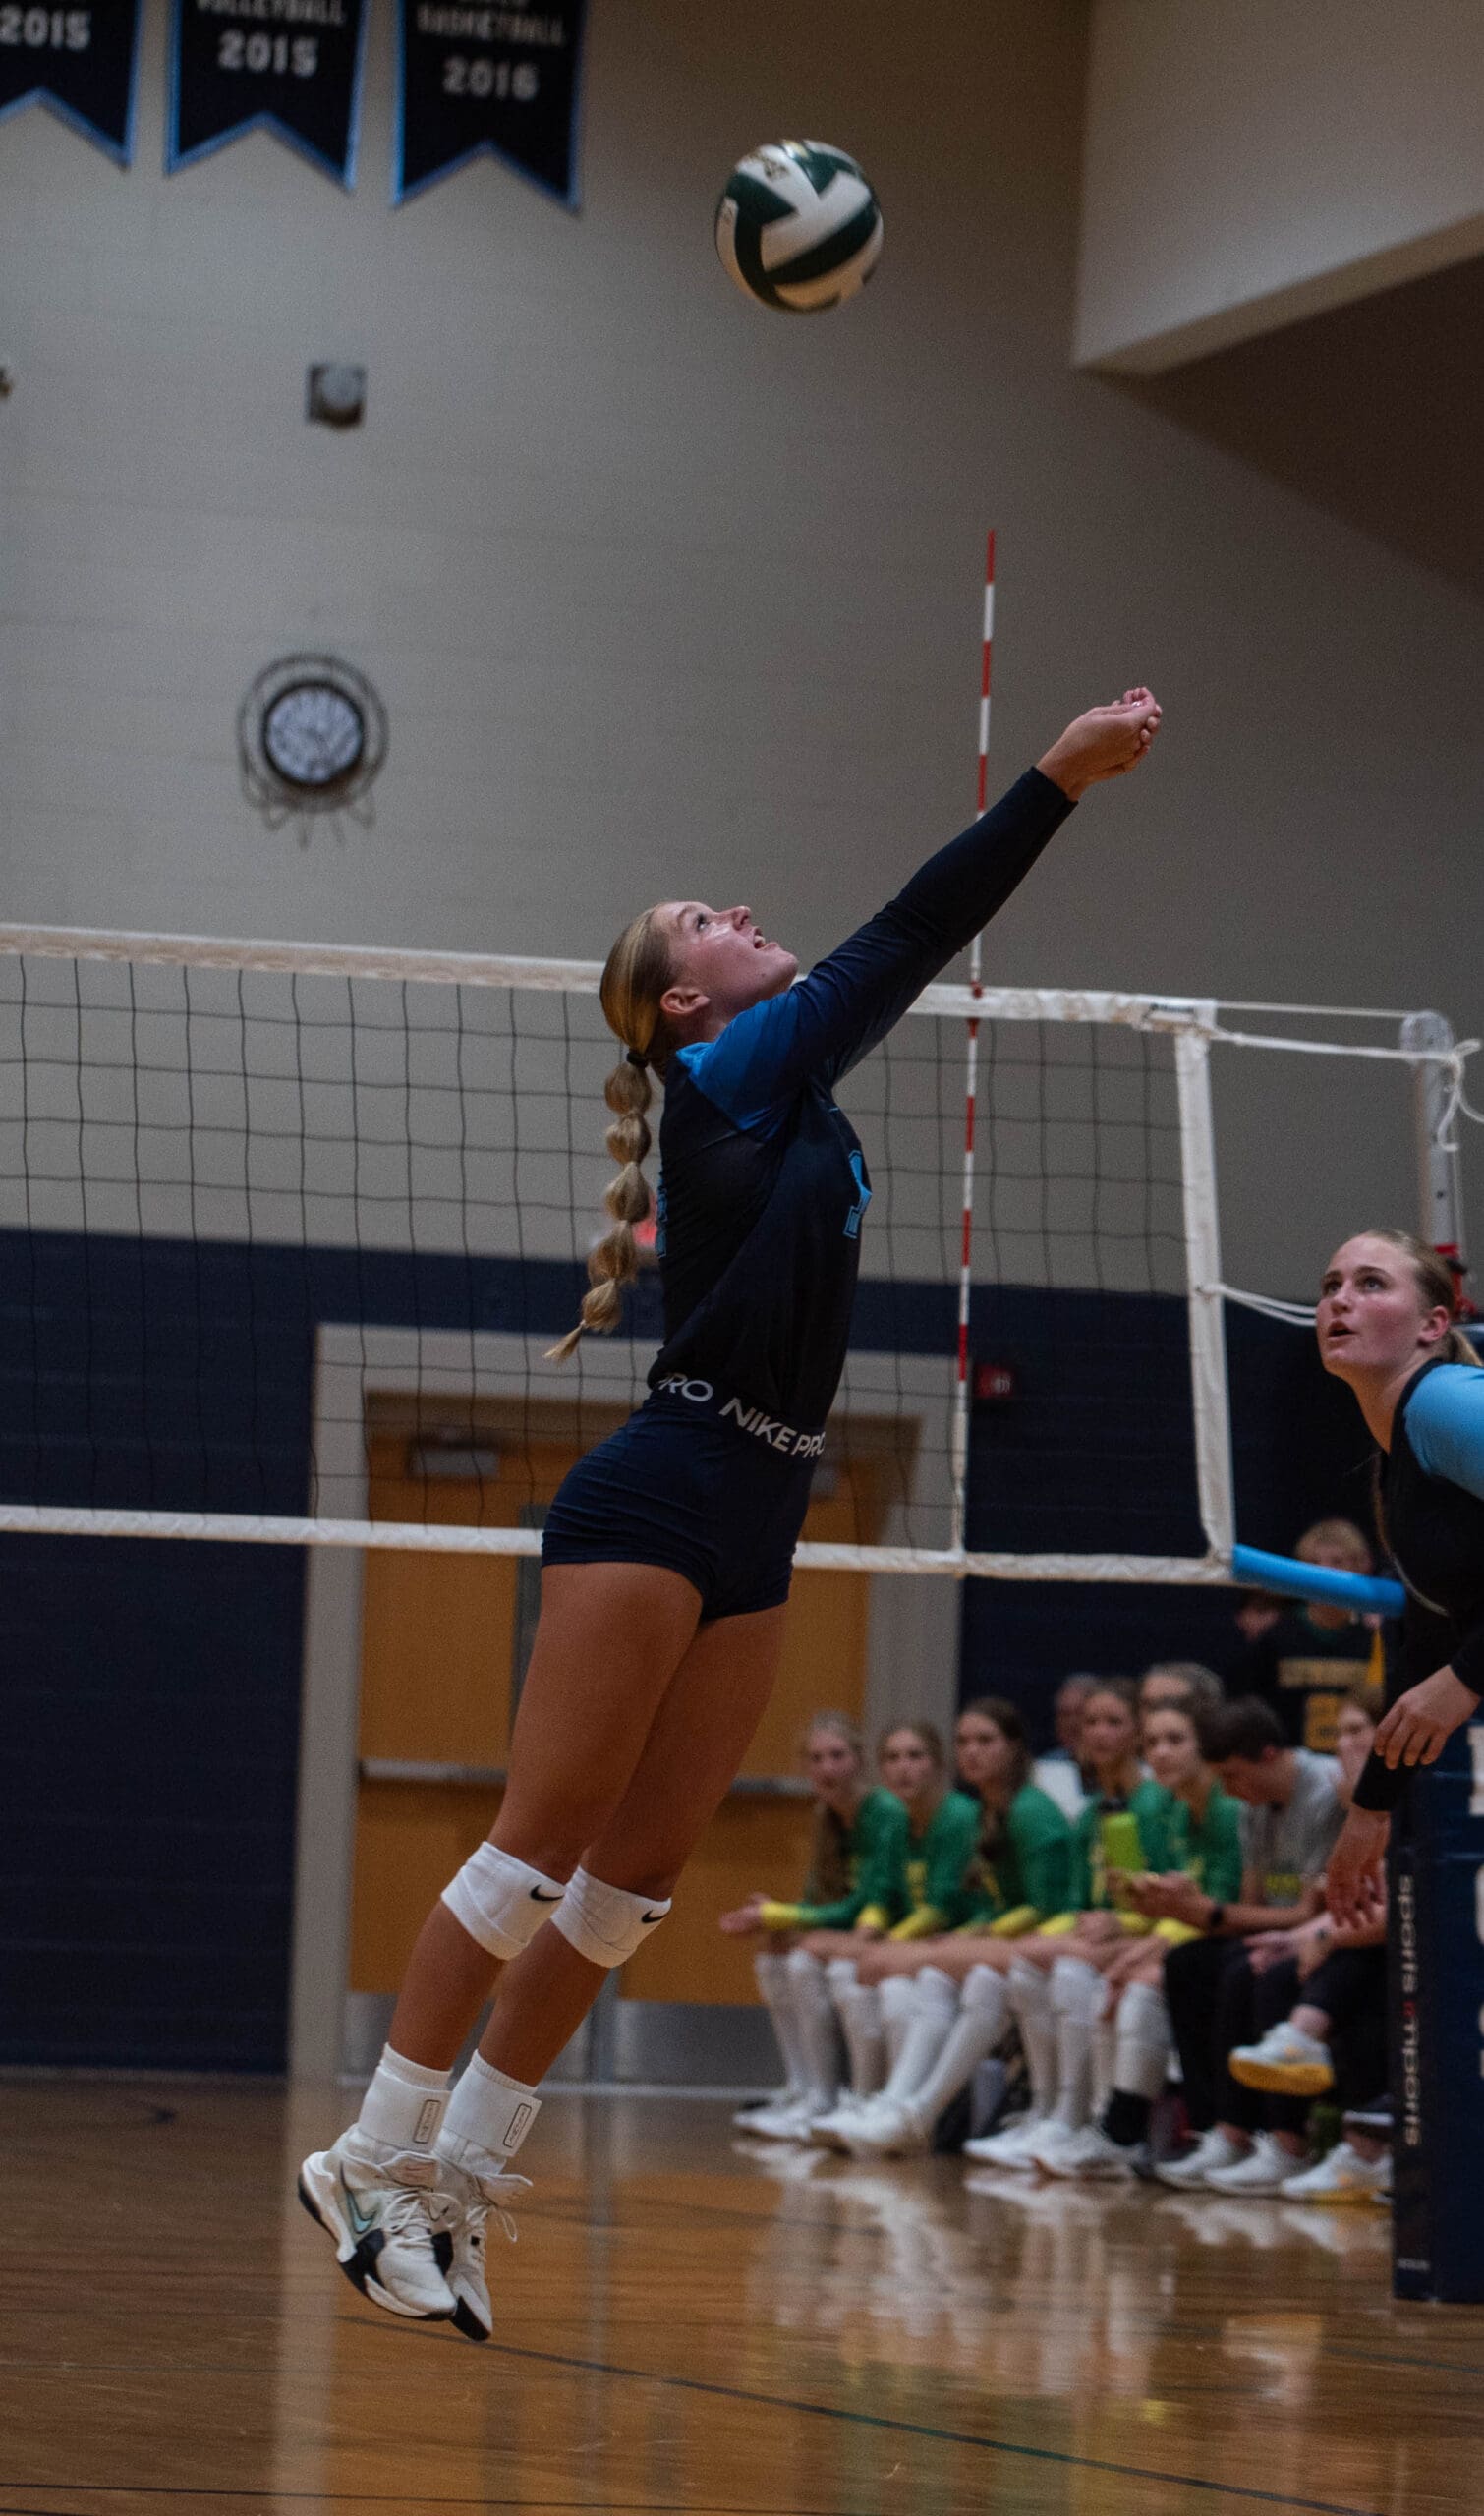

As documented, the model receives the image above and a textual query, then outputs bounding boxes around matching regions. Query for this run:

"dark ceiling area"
[1111,251,1484,604]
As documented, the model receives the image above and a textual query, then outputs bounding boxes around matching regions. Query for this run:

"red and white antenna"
[949,531,995,1554]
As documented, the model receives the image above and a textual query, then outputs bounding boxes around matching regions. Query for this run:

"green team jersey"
[765,1786,910,1931]
[894,1789,982,1935]
[965,1782,1072,1923]
[1137,1781,1244,1905]
[1066,1779,1168,1912]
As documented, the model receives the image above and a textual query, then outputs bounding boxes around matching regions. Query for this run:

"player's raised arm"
[684,689,1163,1119]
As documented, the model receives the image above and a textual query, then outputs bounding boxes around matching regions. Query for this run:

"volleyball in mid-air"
[715,140,883,313]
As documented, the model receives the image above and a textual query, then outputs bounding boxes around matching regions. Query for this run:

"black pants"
[1164,1937,1310,2136]
[1298,1945,1387,2107]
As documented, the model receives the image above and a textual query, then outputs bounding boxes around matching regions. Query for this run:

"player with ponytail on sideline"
[298,688,1162,2337]
[1316,1231,1484,1922]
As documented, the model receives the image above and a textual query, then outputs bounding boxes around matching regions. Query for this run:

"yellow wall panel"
[618,1797,814,2006]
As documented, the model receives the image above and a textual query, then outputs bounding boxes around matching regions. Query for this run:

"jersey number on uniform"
[844,1151,871,1239]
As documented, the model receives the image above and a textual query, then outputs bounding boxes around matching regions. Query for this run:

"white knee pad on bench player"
[552,1867,672,1969]
[441,1842,569,1961]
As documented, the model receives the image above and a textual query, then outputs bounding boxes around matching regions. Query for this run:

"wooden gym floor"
[5,2079,1481,2516]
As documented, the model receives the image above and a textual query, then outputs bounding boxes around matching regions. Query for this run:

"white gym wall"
[1,0,1479,1300]
[1077,0,1484,372]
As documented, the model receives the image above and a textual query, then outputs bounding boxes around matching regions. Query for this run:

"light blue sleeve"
[673,995,817,1136]
[1406,1364,1484,1503]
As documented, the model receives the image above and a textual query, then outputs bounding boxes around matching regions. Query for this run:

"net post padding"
[1173,1016,1234,1559]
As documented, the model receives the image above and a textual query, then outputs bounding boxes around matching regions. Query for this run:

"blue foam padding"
[1231,1542,1404,1619]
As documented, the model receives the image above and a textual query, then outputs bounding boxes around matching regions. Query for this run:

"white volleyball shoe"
[298,2128,456,2321]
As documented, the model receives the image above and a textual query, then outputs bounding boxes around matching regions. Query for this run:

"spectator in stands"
[720,1712,907,2140]
[1137,1661,1225,1725]
[1284,2095,1393,2207]
[1233,1588,1284,1649]
[1041,1681,1252,2173]
[804,1723,981,2115]
[1032,1674,1099,1820]
[1227,1687,1390,2203]
[1147,1696,1346,2192]
[943,1681,1166,2166]
[1229,1518,1382,1752]
[1227,1889,1388,2200]
[1333,1683,1384,1808]
[870,1724,983,1945]
[795,1723,980,1963]
[810,1700,1070,2154]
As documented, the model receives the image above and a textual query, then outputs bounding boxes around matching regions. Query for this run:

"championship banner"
[1390,1727,1484,2301]
[394,1,587,206]
[0,0,143,166]
[167,0,370,185]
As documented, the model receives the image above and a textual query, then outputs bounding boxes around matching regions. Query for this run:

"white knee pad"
[551,1866,671,1969]
[1051,1955,1106,2025]
[825,1956,860,1998]
[441,1842,569,1961]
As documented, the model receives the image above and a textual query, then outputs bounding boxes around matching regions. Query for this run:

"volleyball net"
[0,920,1472,1582]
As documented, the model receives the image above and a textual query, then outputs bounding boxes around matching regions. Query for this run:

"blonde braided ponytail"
[546,906,673,1364]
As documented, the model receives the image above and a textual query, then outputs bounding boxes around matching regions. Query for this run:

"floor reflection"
[3,2080,1466,2516]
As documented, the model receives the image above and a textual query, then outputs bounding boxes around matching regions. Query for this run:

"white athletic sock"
[827,1959,885,2100]
[755,1950,809,2102]
[879,1964,959,2104]
[1093,2018,1116,2115]
[1113,1979,1172,2103]
[783,1948,842,2110]
[356,2043,452,2155]
[1007,1961,1057,2118]
[904,1965,1009,2129]
[436,2050,542,2179]
[1050,1956,1105,2133]
[879,1973,917,2072]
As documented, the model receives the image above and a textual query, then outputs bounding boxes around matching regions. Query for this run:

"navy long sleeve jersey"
[1352,1356,1484,1813]
[648,767,1074,1429]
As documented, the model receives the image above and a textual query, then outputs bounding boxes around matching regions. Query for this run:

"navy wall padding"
[0,1229,605,2071]
[1,1535,306,2069]
[0,1228,1356,2066]
[960,1294,1376,1740]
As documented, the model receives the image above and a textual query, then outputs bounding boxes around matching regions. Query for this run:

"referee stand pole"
[1391,1723,1484,2300]
[949,532,994,1556]
[1392,1009,1484,2300]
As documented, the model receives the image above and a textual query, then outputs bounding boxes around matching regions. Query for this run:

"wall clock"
[239,655,387,836]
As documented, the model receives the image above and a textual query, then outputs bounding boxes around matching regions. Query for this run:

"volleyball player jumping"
[1316,1230,1484,1922]
[299,688,1162,2338]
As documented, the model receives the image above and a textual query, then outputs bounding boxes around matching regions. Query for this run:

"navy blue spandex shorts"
[542,1380,822,1621]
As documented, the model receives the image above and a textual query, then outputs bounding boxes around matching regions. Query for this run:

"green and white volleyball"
[715,141,883,313]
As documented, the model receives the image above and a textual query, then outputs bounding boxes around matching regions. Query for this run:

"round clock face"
[262,681,367,790]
